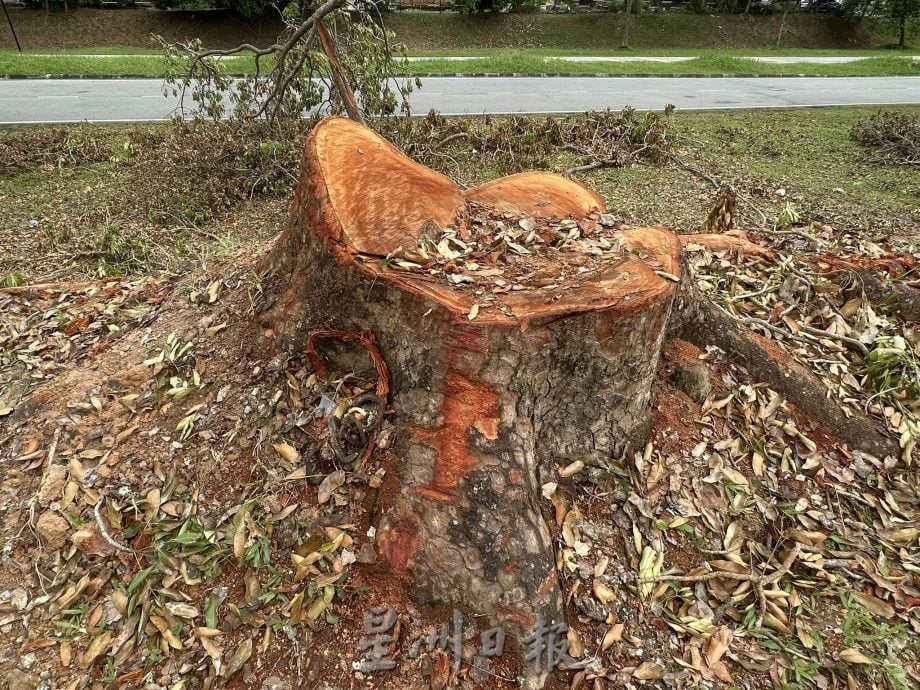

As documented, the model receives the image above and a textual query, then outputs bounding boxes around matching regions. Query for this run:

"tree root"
[829,267,920,323]
[674,282,899,460]
[679,232,775,260]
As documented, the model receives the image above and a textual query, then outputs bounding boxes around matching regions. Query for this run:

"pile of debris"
[357,204,631,317]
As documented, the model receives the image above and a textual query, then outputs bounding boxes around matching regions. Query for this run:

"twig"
[642,544,801,628]
[433,132,469,150]
[669,153,769,227]
[93,498,134,554]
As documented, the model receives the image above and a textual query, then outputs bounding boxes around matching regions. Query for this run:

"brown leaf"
[839,648,873,665]
[601,624,624,652]
[79,630,112,669]
[272,442,300,464]
[633,661,665,680]
[223,638,252,677]
[317,470,346,505]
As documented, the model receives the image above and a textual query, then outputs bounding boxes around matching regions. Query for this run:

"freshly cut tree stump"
[260,117,683,633]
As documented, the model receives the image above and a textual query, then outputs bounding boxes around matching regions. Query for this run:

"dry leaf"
[272,442,300,463]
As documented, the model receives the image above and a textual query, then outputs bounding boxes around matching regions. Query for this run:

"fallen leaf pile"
[370,203,626,290]
[0,256,394,689]
[0,216,918,689]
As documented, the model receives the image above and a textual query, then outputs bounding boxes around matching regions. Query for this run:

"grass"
[2,106,918,284]
[585,106,920,236]
[408,53,920,76]
[0,52,256,77]
[0,50,917,77]
[407,46,914,57]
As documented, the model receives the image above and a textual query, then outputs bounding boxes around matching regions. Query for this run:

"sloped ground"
[3,9,882,52]
[1,109,919,690]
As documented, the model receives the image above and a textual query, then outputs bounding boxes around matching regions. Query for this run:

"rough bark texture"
[838,268,920,323]
[258,117,682,637]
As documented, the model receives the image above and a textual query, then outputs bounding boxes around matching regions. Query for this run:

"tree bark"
[317,22,364,125]
[258,117,682,642]
[777,5,790,48]
[620,0,635,49]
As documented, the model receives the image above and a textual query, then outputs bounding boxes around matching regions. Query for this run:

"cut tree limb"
[317,22,364,125]
[680,232,775,260]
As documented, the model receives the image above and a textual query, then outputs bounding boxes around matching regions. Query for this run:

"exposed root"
[829,267,920,323]
[679,232,775,260]
[675,283,899,459]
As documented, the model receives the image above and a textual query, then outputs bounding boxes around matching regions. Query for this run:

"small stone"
[672,364,711,405]
[71,523,117,557]
[19,652,36,670]
[356,542,377,565]
[5,669,37,690]
[36,465,67,507]
[35,511,70,549]
[261,677,290,690]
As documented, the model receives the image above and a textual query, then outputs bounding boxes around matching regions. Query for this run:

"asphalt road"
[1,76,919,124]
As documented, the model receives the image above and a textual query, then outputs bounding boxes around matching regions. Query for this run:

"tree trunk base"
[258,117,901,681]
[258,117,683,636]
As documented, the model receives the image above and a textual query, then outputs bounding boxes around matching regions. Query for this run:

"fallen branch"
[0,277,123,296]
[680,232,775,260]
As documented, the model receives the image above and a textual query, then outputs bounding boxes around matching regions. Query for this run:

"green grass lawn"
[0,50,917,78]
[408,53,920,76]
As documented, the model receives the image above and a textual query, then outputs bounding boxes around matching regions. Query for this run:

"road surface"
[1,76,919,124]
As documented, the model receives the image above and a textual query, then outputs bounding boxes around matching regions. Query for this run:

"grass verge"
[0,51,917,78]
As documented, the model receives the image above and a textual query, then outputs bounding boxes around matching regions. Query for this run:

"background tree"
[889,0,920,47]
[619,0,640,48]
[161,0,412,130]
[153,0,291,18]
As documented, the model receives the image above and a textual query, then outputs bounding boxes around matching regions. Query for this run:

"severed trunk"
[258,117,682,638]
[257,118,899,683]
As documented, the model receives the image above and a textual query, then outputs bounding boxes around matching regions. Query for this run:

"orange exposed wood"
[411,371,501,503]
[466,171,605,217]
[309,117,463,256]
[680,232,775,260]
[302,117,683,327]
[376,514,418,576]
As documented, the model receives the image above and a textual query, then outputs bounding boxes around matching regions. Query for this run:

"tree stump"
[259,117,683,635]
